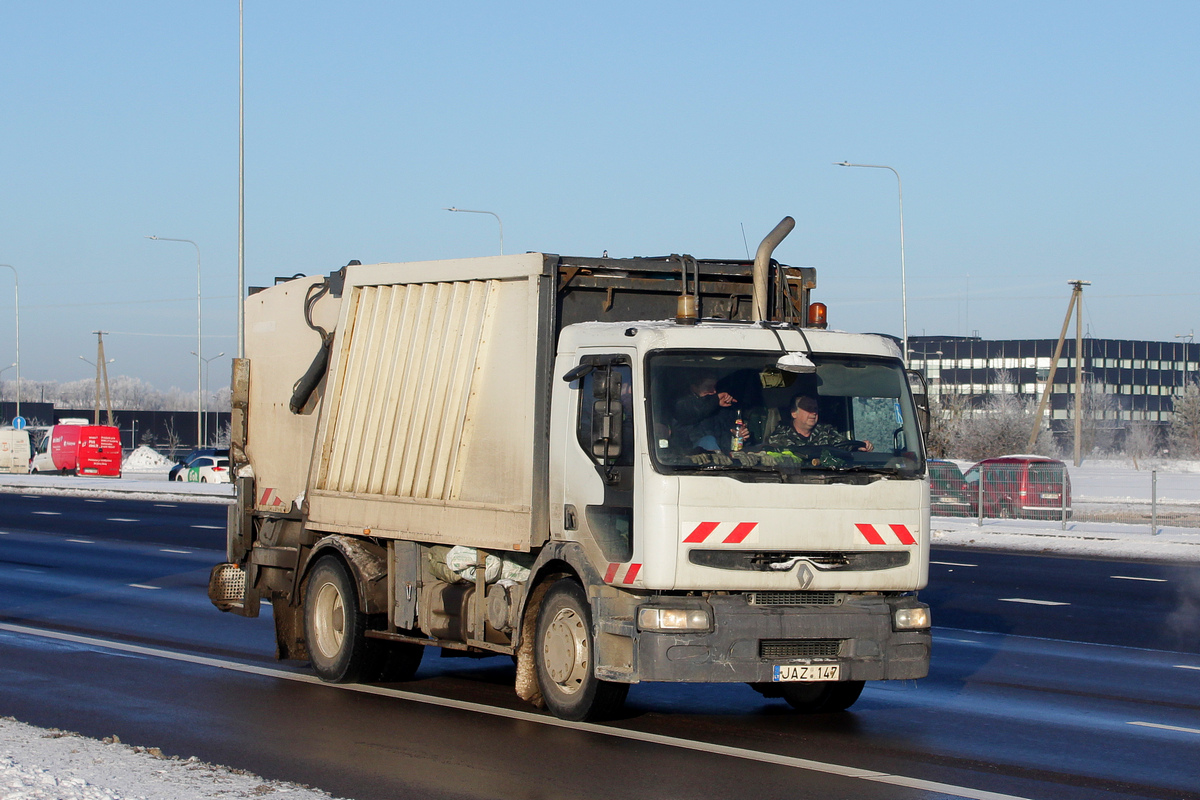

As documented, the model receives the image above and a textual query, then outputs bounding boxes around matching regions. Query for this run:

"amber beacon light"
[808,301,828,329]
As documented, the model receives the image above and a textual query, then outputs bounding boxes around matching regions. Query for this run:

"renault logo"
[795,563,815,589]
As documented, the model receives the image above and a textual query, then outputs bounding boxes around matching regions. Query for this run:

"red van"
[30,419,122,477]
[965,456,1070,520]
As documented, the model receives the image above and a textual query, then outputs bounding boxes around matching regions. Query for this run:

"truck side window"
[575,360,634,468]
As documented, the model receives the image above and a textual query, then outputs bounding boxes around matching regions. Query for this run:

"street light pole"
[0,265,19,420]
[444,207,504,255]
[191,351,225,445]
[146,236,203,447]
[834,162,908,365]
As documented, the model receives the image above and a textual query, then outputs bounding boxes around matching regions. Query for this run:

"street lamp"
[146,236,203,446]
[192,351,225,445]
[834,162,908,365]
[444,207,504,255]
[0,264,19,420]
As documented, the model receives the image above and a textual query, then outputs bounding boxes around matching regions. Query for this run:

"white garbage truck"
[209,218,931,720]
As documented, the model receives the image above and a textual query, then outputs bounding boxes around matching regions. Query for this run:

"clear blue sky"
[1,1,1197,393]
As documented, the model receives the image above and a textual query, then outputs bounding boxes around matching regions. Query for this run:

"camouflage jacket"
[763,422,852,452]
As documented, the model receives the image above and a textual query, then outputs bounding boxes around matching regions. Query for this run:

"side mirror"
[591,370,623,460]
[591,398,624,460]
[906,369,930,438]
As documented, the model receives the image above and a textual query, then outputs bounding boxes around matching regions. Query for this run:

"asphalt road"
[0,494,1197,800]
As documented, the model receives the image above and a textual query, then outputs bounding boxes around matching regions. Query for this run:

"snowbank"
[0,717,345,800]
[121,446,172,473]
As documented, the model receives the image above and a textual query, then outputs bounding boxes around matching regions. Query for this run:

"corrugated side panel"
[315,280,495,500]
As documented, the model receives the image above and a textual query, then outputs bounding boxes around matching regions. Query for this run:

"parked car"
[174,455,231,483]
[964,455,1071,520]
[168,448,229,481]
[928,459,975,517]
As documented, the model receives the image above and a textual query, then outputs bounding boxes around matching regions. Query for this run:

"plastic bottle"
[731,410,745,451]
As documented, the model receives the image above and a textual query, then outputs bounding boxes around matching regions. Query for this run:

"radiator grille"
[760,639,842,659]
[748,591,840,606]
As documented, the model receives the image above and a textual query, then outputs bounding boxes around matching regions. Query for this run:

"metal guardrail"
[932,462,1196,535]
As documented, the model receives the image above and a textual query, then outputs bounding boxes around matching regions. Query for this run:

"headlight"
[637,606,711,632]
[894,606,931,630]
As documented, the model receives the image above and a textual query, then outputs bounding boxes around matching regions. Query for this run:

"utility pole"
[93,331,113,427]
[1028,281,1090,461]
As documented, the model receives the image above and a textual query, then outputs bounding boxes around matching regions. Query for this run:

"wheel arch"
[302,534,390,616]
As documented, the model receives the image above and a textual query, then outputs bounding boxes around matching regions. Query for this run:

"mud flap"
[514,581,552,708]
[272,596,308,661]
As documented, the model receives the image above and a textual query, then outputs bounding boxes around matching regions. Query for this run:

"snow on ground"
[1,455,1198,798]
[120,446,172,473]
[0,717,344,800]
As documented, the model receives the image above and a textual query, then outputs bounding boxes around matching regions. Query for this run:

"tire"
[777,680,865,713]
[535,580,628,721]
[304,556,373,683]
[368,641,425,683]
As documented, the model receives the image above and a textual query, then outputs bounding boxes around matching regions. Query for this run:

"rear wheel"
[535,580,628,721]
[304,556,372,683]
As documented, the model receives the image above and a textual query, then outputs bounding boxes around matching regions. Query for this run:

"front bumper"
[600,593,929,684]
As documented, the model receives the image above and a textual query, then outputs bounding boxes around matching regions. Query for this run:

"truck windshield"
[647,350,924,479]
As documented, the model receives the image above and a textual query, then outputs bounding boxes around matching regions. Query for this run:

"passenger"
[764,395,873,452]
[672,375,749,452]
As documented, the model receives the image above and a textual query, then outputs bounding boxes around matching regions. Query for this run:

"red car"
[964,456,1070,520]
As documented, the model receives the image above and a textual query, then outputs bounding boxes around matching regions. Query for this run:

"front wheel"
[777,680,865,713]
[535,580,628,721]
[304,556,372,683]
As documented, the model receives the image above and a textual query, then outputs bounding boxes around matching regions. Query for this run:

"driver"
[763,395,874,453]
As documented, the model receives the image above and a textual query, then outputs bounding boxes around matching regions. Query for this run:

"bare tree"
[162,418,182,461]
[1124,421,1159,468]
[1168,382,1200,458]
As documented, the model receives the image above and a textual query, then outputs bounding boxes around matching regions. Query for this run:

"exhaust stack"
[752,216,796,322]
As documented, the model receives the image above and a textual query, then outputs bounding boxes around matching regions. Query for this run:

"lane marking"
[0,622,1033,800]
[128,584,161,590]
[66,539,94,544]
[190,525,223,530]
[160,549,191,555]
[153,504,177,508]
[931,560,977,567]
[31,511,61,516]
[1175,665,1200,671]
[14,568,45,574]
[1129,721,1200,736]
[106,518,140,523]
[998,598,1070,606]
[1110,575,1167,583]
[84,499,105,504]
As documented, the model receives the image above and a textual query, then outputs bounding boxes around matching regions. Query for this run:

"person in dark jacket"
[764,395,873,452]
[672,375,748,452]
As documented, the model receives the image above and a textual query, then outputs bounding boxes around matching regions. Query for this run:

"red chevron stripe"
[684,521,720,543]
[724,522,758,544]
[855,523,887,545]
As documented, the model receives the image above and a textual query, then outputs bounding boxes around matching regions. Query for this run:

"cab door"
[556,351,640,580]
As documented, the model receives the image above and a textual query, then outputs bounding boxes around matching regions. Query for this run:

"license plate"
[1040,492,1061,500]
[772,663,840,682]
